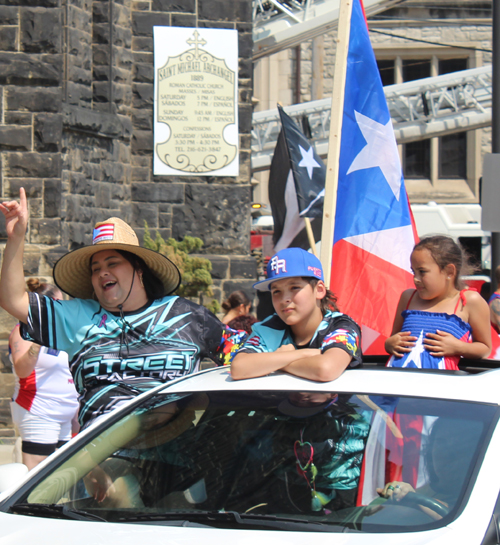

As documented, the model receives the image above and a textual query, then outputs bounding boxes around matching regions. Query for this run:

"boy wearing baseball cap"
[231,248,362,381]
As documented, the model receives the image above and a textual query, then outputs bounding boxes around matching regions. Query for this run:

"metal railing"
[251,65,492,172]
[253,0,405,59]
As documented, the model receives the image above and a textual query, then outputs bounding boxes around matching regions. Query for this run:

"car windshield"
[12,390,497,532]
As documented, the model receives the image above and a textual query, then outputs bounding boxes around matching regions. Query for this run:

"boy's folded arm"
[282,347,351,382]
[230,348,320,380]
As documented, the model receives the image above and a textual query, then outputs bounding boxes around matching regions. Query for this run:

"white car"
[0,362,499,544]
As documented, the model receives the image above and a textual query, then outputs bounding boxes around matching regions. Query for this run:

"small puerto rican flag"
[93,223,115,244]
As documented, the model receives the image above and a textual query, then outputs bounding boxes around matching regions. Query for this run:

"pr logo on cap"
[270,255,287,275]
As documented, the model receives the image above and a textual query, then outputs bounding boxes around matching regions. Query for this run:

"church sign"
[153,27,239,176]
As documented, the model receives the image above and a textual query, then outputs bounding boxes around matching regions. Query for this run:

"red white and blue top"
[11,330,79,424]
[387,290,472,371]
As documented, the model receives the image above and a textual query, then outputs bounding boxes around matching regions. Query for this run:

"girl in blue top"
[385,236,491,370]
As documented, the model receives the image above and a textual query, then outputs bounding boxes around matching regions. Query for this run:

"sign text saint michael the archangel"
[153,27,239,176]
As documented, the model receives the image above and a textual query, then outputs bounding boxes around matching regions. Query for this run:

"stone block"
[5,152,61,178]
[207,255,229,279]
[43,178,61,217]
[222,279,257,299]
[68,28,92,59]
[95,183,111,208]
[198,0,234,21]
[234,0,252,22]
[0,374,14,399]
[132,129,153,154]
[93,22,110,45]
[93,80,110,104]
[133,62,153,84]
[131,166,149,181]
[0,310,17,341]
[30,218,61,244]
[132,36,153,52]
[158,204,171,228]
[197,20,233,29]
[238,30,252,58]
[171,184,251,254]
[152,0,195,12]
[66,81,93,107]
[238,103,252,133]
[0,398,12,428]
[130,201,157,228]
[34,113,62,152]
[67,4,91,28]
[92,1,108,24]
[4,112,31,125]
[0,6,18,25]
[238,58,252,80]
[7,178,42,198]
[20,7,62,54]
[131,181,158,202]
[158,183,184,203]
[171,13,196,27]
[230,256,257,279]
[132,12,170,36]
[44,245,69,269]
[133,52,152,65]
[0,27,17,51]
[92,43,110,65]
[68,66,92,86]
[132,109,152,130]
[112,27,132,49]
[6,86,62,112]
[133,2,150,10]
[0,126,31,151]
[132,82,153,108]
[22,248,42,275]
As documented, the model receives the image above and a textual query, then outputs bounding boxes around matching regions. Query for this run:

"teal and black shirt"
[21,292,246,427]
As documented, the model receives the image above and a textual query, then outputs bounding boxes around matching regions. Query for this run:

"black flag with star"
[269,105,326,252]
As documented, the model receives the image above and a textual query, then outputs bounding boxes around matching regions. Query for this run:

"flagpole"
[319,0,354,286]
[304,217,318,256]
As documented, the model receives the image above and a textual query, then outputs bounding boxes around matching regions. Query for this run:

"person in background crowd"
[231,248,362,381]
[9,279,79,470]
[221,290,253,325]
[0,188,246,430]
[386,235,491,369]
[227,313,258,334]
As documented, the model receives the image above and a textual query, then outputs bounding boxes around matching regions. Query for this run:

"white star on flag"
[298,145,321,179]
[346,110,402,200]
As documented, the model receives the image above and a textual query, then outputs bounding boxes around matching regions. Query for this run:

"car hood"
[0,512,475,544]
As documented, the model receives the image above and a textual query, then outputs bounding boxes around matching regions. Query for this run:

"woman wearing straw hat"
[0,189,246,429]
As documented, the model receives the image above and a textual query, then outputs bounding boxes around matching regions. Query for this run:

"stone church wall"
[0,0,255,440]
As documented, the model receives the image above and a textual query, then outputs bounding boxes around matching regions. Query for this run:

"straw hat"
[53,218,181,299]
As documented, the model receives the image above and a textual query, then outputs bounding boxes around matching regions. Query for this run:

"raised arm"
[0,188,30,323]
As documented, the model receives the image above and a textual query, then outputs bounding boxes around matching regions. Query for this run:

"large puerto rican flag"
[330,0,417,340]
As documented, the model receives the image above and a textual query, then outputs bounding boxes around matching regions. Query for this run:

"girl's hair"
[413,235,471,290]
[305,278,339,314]
[222,290,251,312]
[26,278,61,299]
[116,250,166,300]
[227,314,258,334]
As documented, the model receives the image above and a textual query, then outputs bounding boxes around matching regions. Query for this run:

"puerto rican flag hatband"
[93,223,115,244]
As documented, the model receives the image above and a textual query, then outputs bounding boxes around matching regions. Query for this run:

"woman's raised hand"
[0,187,28,239]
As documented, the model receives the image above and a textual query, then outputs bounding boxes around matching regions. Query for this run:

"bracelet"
[28,345,40,358]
